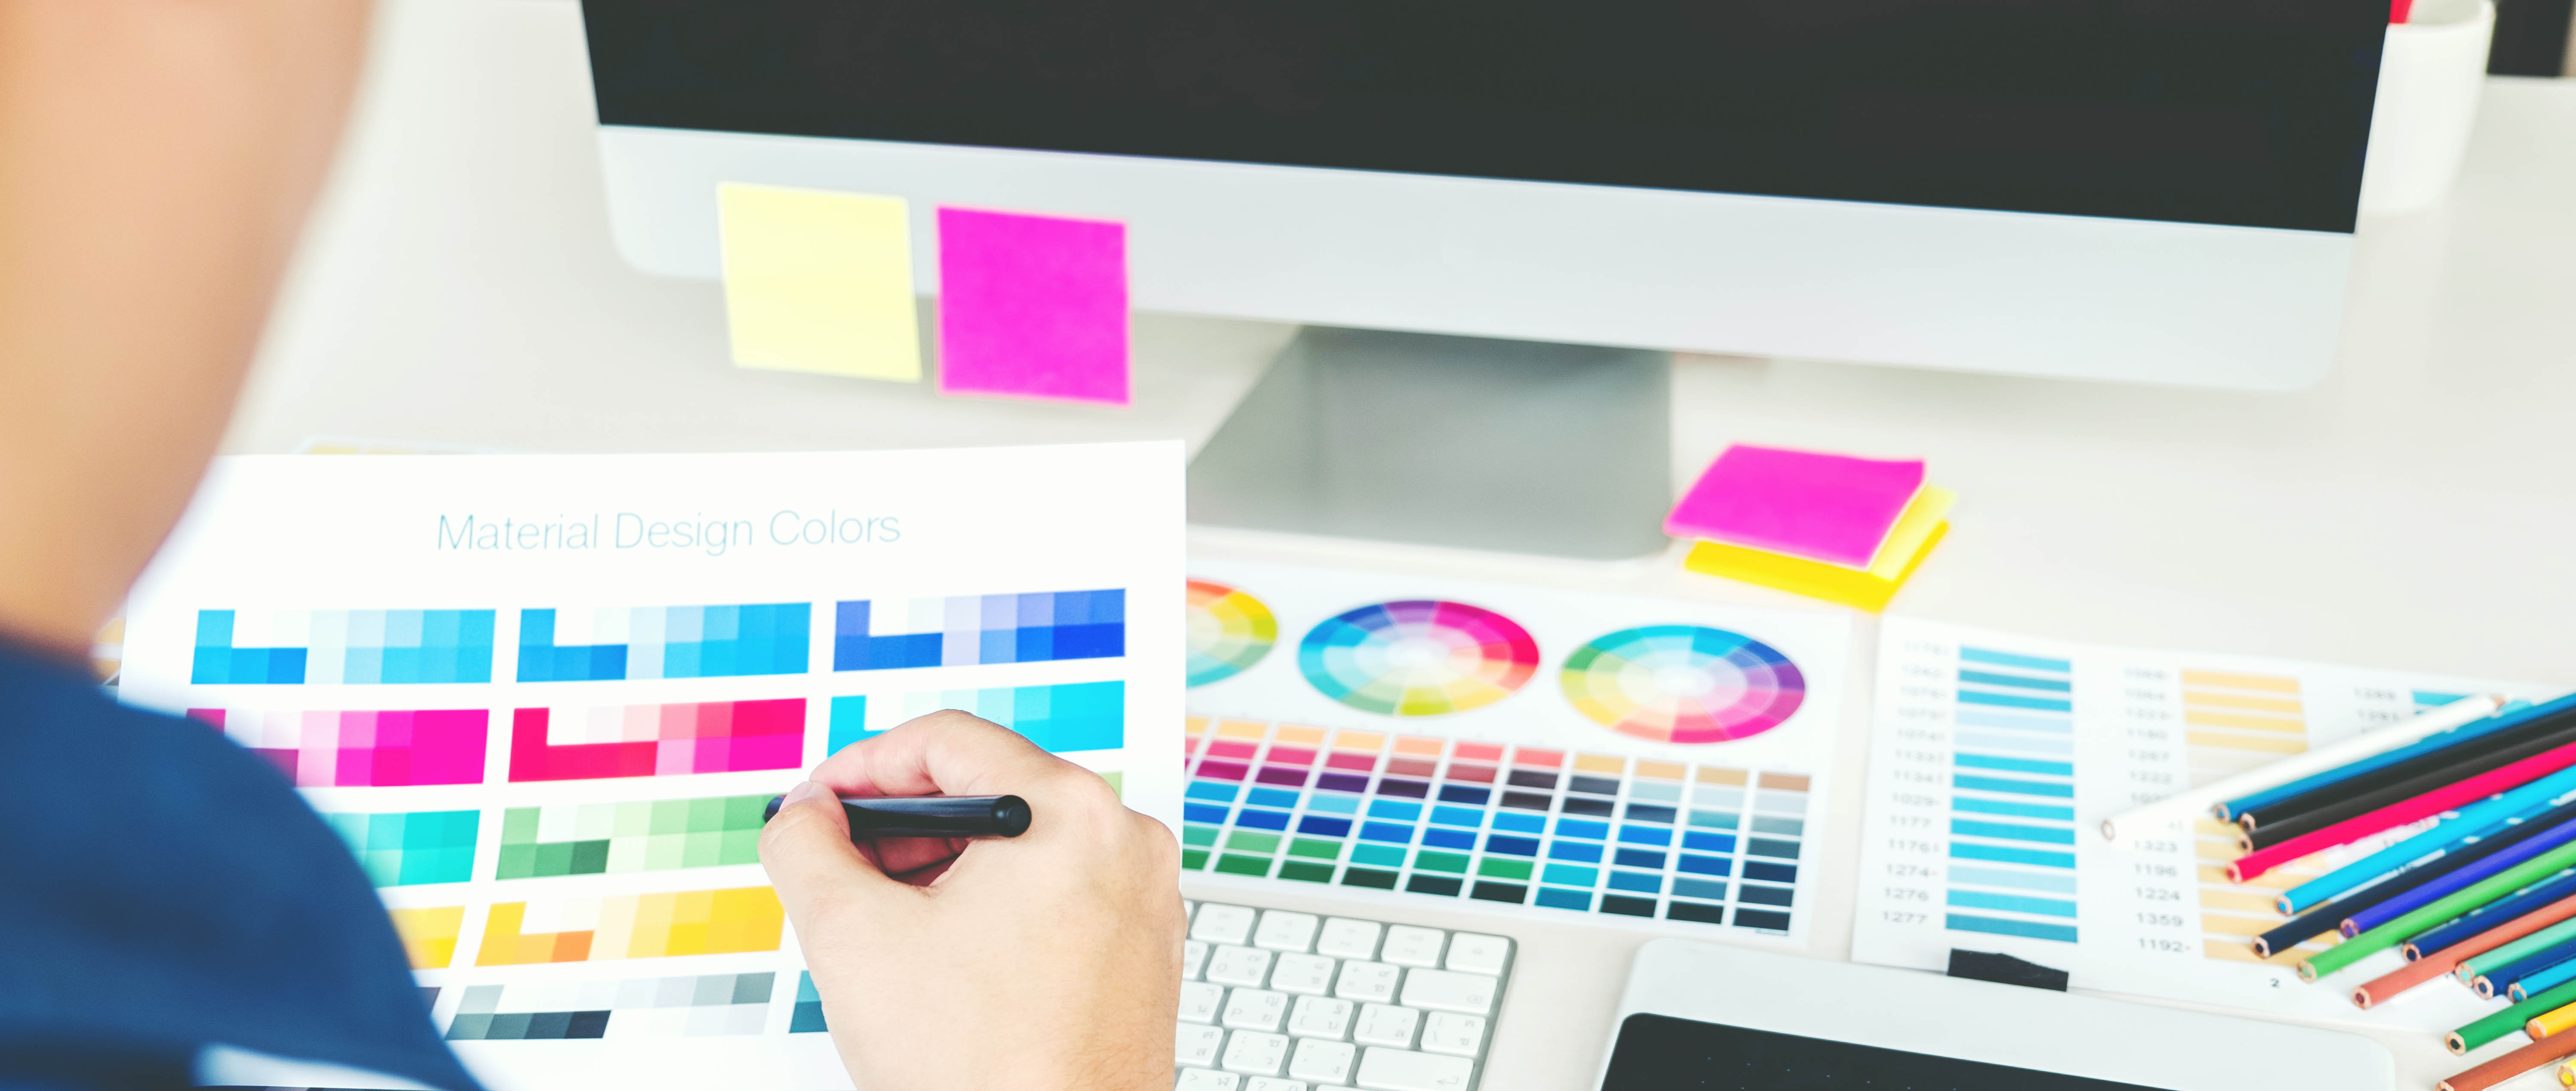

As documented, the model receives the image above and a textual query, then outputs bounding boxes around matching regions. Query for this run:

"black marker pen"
[763,793,1032,840]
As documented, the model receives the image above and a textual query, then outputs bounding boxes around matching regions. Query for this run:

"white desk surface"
[238,1,2576,1087]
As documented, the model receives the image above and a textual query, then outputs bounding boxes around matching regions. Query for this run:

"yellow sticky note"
[717,182,921,380]
[1682,486,1956,611]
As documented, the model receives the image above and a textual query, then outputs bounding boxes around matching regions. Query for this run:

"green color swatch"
[495,795,767,880]
[325,810,479,887]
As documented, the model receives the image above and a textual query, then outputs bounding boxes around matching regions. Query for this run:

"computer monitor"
[580,0,2387,556]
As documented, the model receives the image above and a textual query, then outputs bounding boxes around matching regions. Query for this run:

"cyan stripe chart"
[1941,648,2080,943]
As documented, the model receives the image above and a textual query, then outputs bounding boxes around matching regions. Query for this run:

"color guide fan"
[1561,626,1806,744]
[1186,579,1276,687]
[1298,600,1539,716]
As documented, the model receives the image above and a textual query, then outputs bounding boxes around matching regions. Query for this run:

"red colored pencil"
[2354,892,2576,1008]
[2233,740,2576,882]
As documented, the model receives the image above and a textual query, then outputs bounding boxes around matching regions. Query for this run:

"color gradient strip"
[507,699,805,782]
[496,795,769,879]
[1561,625,1805,744]
[446,973,774,1041]
[325,810,479,887]
[832,589,1125,671]
[1297,600,1539,716]
[516,603,809,682]
[192,609,495,684]
[190,708,489,787]
[474,887,785,966]
[831,681,1124,754]
[1942,646,2080,943]
[391,906,466,970]
[1186,579,1277,687]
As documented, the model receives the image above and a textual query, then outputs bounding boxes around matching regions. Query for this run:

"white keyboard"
[1177,900,1514,1091]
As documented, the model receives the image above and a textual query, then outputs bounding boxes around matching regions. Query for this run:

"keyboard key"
[1195,904,1258,945]
[1355,1047,1474,1091]
[1317,918,1383,960]
[1290,1037,1358,1085]
[1184,942,1211,981]
[1246,1079,1306,1091]
[1209,945,1277,988]
[1179,1069,1241,1091]
[1180,981,1226,1024]
[1443,934,1509,976]
[1381,926,1446,968]
[1270,953,1336,995]
[1353,1003,1420,1048]
[1255,911,1321,952]
[1178,1024,1226,1068]
[1399,969,1496,1015]
[1223,1030,1291,1076]
[1420,1013,1484,1057]
[1289,995,1353,1039]
[1334,961,1401,1003]
[1223,989,1291,1032]
[1187,900,1199,921]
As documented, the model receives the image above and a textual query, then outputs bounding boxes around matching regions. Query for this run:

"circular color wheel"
[1562,625,1806,743]
[1298,600,1540,716]
[1186,579,1279,687]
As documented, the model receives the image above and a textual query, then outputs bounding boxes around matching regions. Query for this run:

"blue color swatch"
[192,609,495,685]
[1944,645,2079,944]
[516,603,809,682]
[832,590,1124,671]
[833,681,1124,754]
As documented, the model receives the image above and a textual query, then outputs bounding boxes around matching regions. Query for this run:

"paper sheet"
[1180,559,1852,943]
[1850,615,2565,1031]
[934,207,1128,405]
[119,446,1182,1091]
[1663,445,1925,568]
[717,184,922,381]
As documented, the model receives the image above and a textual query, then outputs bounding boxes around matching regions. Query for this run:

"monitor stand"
[1188,326,1672,561]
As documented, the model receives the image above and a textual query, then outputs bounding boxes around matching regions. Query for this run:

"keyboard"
[1177,900,1516,1091]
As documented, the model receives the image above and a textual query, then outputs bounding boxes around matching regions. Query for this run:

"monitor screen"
[1602,1013,2179,1090]
[584,0,2386,234]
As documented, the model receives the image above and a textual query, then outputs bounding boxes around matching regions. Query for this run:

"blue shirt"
[0,640,477,1091]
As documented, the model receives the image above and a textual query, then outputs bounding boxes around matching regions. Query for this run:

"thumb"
[759,781,902,920]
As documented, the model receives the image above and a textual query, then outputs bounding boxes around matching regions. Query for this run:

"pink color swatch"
[507,699,805,782]
[935,207,1129,405]
[190,707,489,787]
[1663,444,1925,567]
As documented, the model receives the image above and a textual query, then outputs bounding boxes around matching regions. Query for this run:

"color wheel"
[1562,625,1804,743]
[1298,600,1539,716]
[1186,579,1278,687]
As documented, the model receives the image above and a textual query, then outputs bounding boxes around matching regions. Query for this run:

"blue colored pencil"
[2345,814,2576,936]
[2407,870,2576,959]
[2477,935,2576,998]
[2280,769,2576,914]
[2223,693,2575,820]
[2511,950,2576,1001]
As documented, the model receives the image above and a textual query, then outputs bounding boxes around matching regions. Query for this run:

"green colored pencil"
[2303,840,2576,982]
[2451,979,2576,1054]
[2462,918,2576,984]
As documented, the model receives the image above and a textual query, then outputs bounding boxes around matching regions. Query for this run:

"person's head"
[0,0,373,658]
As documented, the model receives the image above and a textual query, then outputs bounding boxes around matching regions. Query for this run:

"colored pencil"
[2463,919,2576,985]
[2238,742,2576,882]
[2354,893,2576,1008]
[2436,1031,2576,1091]
[2302,840,2576,981]
[2281,773,2576,914]
[2239,702,2576,833]
[2220,694,2556,821]
[2099,694,2505,845]
[2243,723,2576,850]
[2512,952,2576,1002]
[2256,819,2573,958]
[2345,814,2576,936]
[2198,694,2512,823]
[2451,977,2576,1054]
[2538,999,2576,1038]
[2478,935,2576,998]
[2412,872,2576,959]
[2561,1059,2573,1087]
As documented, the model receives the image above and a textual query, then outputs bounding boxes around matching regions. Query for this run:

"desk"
[239,1,2576,1086]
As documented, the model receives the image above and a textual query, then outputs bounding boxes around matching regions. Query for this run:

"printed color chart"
[826,681,1123,754]
[326,810,480,887]
[496,796,769,880]
[391,906,466,970]
[446,973,775,1041]
[1298,600,1539,716]
[832,589,1124,670]
[1561,626,1806,744]
[193,608,495,684]
[1186,579,1276,687]
[1853,616,2558,1030]
[516,604,809,682]
[189,707,488,787]
[476,887,786,966]
[508,699,805,782]
[1182,717,1811,931]
[789,972,827,1033]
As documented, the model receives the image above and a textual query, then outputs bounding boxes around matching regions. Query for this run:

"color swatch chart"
[509,699,806,781]
[496,796,770,879]
[193,608,496,684]
[832,589,1124,670]
[516,604,810,681]
[446,972,777,1041]
[190,707,489,787]
[825,681,1124,754]
[1852,616,2558,1029]
[1183,717,1814,933]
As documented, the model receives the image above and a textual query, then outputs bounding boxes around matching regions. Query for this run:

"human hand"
[760,710,1182,1091]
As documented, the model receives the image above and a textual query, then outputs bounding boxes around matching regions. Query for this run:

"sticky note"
[717,182,921,381]
[1663,445,1926,567]
[935,207,1129,405]
[1684,487,1955,611]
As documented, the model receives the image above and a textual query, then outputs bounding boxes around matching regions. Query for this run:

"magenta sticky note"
[935,207,1130,405]
[1664,444,1926,567]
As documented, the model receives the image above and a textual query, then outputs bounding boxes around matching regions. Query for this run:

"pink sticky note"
[1664,444,1926,567]
[935,207,1130,405]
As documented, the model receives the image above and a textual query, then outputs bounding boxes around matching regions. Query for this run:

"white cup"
[2357,0,2495,216]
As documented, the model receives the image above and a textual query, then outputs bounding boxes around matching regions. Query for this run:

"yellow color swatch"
[717,182,920,380]
[389,906,465,969]
[1683,486,1955,611]
[474,886,784,966]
